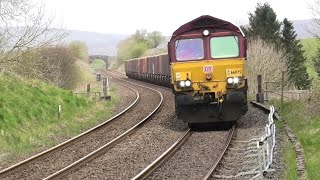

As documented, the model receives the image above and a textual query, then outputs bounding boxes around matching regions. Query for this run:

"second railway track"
[0,73,163,180]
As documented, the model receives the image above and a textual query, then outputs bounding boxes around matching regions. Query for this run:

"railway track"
[0,74,163,179]
[131,124,235,180]
[109,71,238,179]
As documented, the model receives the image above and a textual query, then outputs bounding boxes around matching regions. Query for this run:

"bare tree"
[0,0,67,66]
[247,38,290,96]
[308,0,320,38]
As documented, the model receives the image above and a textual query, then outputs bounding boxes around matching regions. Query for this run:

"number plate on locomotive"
[226,68,242,77]
[203,65,213,73]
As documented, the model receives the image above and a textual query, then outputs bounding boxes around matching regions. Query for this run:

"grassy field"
[300,38,319,79]
[91,59,106,70]
[272,100,320,179]
[0,73,118,162]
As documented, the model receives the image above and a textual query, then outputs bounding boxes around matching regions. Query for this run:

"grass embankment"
[274,120,298,179]
[0,73,119,162]
[273,100,320,179]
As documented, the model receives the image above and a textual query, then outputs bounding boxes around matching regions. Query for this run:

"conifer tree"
[281,18,311,89]
[247,3,281,46]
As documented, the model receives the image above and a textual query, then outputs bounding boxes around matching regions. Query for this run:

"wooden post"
[281,71,284,111]
[103,78,107,97]
[256,75,264,103]
[265,82,268,102]
[87,84,90,95]
[258,75,262,94]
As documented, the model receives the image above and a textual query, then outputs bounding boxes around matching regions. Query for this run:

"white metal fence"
[213,106,276,179]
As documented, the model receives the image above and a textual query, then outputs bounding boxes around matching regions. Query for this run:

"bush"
[8,46,81,89]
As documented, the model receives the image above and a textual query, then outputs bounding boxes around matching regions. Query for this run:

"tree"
[281,18,311,89]
[117,39,148,61]
[246,3,281,46]
[131,29,148,44]
[0,0,66,65]
[147,31,165,48]
[68,41,89,62]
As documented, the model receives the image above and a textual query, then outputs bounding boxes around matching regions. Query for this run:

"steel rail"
[202,124,236,180]
[44,74,164,179]
[0,80,140,177]
[132,129,192,180]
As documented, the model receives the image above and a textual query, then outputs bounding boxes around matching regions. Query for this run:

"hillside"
[292,19,314,39]
[63,30,129,56]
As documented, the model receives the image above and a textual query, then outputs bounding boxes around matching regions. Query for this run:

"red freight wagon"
[125,53,171,87]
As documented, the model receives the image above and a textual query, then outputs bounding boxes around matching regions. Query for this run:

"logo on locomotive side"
[176,72,181,80]
[203,65,213,73]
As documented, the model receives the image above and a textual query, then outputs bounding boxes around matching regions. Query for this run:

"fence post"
[256,75,264,103]
[281,71,284,111]
[87,83,90,96]
[265,82,268,102]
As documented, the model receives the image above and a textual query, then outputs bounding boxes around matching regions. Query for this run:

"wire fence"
[264,81,310,101]
[256,73,310,112]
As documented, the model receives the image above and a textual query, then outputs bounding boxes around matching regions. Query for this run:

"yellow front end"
[171,58,246,96]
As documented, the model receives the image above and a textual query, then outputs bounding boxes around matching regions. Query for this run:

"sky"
[40,0,315,35]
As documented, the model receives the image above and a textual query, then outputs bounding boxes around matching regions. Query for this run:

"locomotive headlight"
[177,80,192,88]
[233,77,240,84]
[185,80,192,87]
[227,77,234,84]
[179,81,186,87]
[227,77,241,84]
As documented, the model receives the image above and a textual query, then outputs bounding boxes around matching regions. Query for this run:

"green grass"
[283,140,298,180]
[301,38,319,79]
[274,120,298,179]
[91,59,106,70]
[272,100,320,179]
[0,73,119,162]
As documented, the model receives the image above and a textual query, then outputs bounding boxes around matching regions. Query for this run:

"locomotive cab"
[168,15,248,124]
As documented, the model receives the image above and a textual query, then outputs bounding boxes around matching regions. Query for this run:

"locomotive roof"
[170,15,244,39]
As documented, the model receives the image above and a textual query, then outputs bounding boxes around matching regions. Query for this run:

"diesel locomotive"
[125,15,248,125]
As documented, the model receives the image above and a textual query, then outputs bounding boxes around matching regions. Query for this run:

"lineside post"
[86,83,90,96]
[101,77,111,101]
[256,75,264,103]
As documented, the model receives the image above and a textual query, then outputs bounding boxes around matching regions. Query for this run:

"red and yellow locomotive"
[125,15,248,125]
